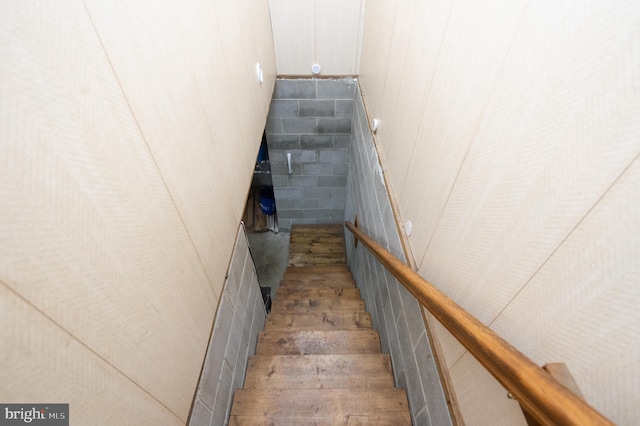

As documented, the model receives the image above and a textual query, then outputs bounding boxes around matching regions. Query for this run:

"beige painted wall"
[0,1,275,424]
[269,0,365,75]
[359,0,640,424]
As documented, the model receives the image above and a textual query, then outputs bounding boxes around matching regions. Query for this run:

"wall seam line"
[396,0,455,203]
[416,1,531,269]
[487,150,640,328]
[0,279,184,423]
[81,0,217,297]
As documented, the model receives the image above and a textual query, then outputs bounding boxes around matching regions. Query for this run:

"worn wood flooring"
[229,224,411,425]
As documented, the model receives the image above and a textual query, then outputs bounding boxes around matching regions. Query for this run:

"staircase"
[229,224,411,425]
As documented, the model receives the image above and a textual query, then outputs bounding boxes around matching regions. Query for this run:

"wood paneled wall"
[0,0,275,424]
[358,0,640,424]
[269,0,365,75]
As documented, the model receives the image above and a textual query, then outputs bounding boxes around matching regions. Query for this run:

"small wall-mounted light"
[256,62,263,84]
[311,64,322,75]
[372,118,380,133]
[405,220,412,237]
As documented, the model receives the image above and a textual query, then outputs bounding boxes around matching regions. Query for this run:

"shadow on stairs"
[229,224,412,425]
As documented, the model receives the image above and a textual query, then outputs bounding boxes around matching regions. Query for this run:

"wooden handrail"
[344,221,613,426]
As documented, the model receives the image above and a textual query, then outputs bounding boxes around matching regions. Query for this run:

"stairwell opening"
[190,78,452,425]
[242,130,289,303]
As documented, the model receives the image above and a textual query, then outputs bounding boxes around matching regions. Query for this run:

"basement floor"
[247,230,290,299]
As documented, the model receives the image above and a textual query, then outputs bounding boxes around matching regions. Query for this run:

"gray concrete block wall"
[344,84,453,426]
[189,225,266,426]
[267,78,355,230]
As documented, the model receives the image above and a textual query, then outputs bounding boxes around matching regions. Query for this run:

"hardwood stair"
[230,224,411,425]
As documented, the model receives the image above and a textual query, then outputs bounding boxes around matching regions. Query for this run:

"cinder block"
[282,117,317,133]
[225,313,244,371]
[395,371,408,395]
[198,294,233,408]
[302,163,333,175]
[278,209,304,218]
[288,175,317,187]
[227,242,248,305]
[265,117,282,134]
[290,199,318,209]
[317,117,352,134]
[299,100,335,117]
[212,365,233,426]
[415,335,452,425]
[189,398,213,425]
[271,175,288,188]
[289,150,317,163]
[384,312,405,381]
[403,350,428,423]
[387,280,404,327]
[291,218,320,227]
[318,176,347,187]
[330,187,347,198]
[234,341,250,391]
[269,99,299,117]
[400,287,426,345]
[335,134,351,148]
[333,163,348,175]
[374,290,389,354]
[336,100,354,117]
[413,407,431,426]
[304,208,344,220]
[303,209,345,221]
[303,187,331,199]
[248,293,266,356]
[317,78,356,99]
[273,79,316,99]
[276,199,291,209]
[319,150,349,164]
[301,134,334,149]
[321,198,346,209]
[271,162,301,176]
[274,188,303,200]
[267,134,300,149]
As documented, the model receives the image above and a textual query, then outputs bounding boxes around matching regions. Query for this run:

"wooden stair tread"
[230,388,410,418]
[283,265,351,273]
[291,223,343,230]
[256,330,382,355]
[288,243,346,253]
[229,224,412,425]
[265,312,371,331]
[229,414,411,426]
[282,272,354,282]
[276,287,361,299]
[244,354,394,389]
[289,235,345,244]
[291,223,344,231]
[278,279,355,290]
[270,298,365,313]
[288,253,347,266]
